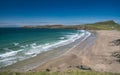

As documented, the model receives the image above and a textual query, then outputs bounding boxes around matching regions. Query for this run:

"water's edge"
[0,30,93,71]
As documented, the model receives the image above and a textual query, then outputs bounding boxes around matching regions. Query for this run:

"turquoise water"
[0,28,89,68]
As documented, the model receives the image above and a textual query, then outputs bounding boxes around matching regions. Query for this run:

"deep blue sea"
[0,28,90,68]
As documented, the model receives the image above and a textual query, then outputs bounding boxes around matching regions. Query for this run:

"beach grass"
[0,70,120,75]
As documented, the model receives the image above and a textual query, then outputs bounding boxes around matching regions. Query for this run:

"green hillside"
[22,20,120,30]
[78,20,120,30]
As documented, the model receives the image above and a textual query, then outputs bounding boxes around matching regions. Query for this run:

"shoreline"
[1,30,120,73]
[33,31,96,72]
[0,30,93,72]
[33,30,120,73]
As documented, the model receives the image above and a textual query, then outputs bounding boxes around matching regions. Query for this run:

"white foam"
[30,43,37,49]
[13,42,19,46]
[0,57,17,68]
[0,49,23,58]
[20,46,26,48]
[0,57,16,62]
[25,30,91,57]
[59,37,65,40]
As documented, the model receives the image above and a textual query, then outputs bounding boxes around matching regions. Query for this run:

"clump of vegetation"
[46,68,51,72]
[76,65,91,70]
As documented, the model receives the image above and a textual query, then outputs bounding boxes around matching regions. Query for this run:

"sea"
[0,28,91,68]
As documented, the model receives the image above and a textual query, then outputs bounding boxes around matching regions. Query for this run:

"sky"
[0,0,120,27]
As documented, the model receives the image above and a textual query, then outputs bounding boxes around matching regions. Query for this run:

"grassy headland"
[22,20,120,30]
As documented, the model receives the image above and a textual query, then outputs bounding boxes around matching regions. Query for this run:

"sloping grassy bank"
[76,20,120,30]
[0,70,120,75]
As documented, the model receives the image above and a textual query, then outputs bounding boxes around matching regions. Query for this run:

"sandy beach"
[33,30,120,73]
[1,30,120,73]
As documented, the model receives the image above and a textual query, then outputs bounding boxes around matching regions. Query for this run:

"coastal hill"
[22,20,120,30]
[94,20,117,25]
[79,20,120,30]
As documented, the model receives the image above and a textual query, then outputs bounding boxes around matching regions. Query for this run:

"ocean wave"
[0,49,23,58]
[0,57,17,68]
[3,48,10,51]
[0,30,91,68]
[25,30,90,56]
[0,57,16,62]
[59,37,65,40]
[13,42,19,46]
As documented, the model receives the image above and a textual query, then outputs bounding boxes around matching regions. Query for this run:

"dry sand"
[33,30,120,73]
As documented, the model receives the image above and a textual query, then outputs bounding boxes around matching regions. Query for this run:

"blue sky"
[0,0,120,27]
